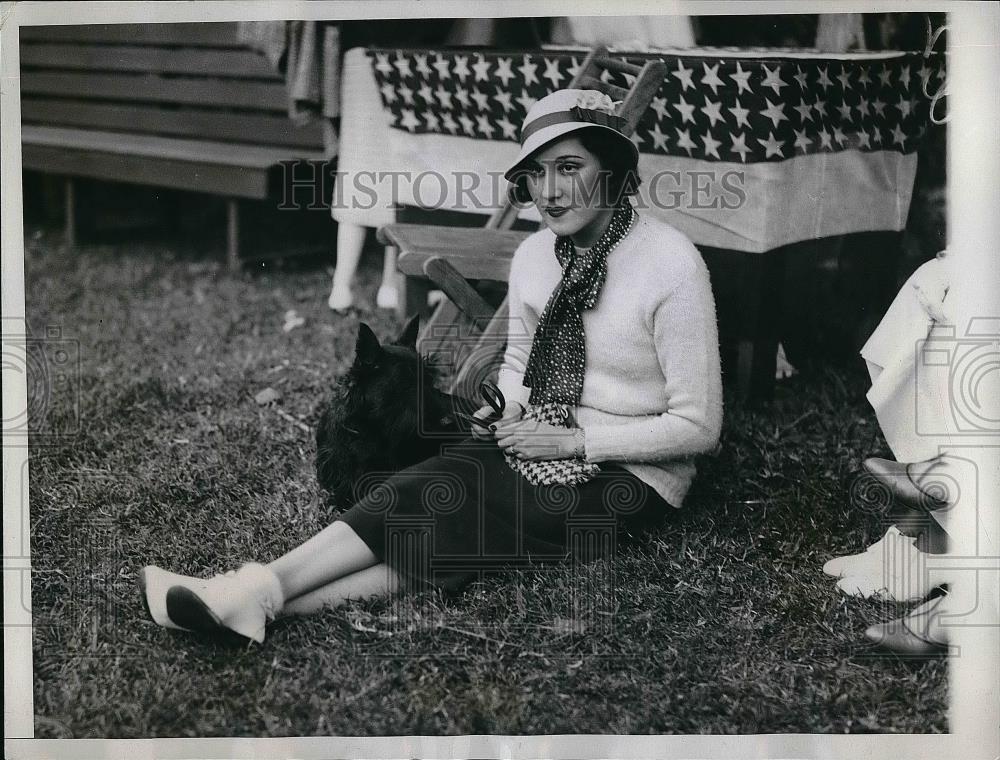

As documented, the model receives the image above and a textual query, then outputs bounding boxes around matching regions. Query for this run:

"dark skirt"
[336,437,672,592]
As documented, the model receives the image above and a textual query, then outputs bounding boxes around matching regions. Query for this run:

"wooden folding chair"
[377,46,667,400]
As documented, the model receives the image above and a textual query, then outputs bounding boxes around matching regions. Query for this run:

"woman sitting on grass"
[139,89,723,643]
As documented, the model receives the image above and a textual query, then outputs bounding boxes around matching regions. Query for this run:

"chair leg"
[64,176,76,249]
[736,248,786,404]
[329,222,367,310]
[226,198,240,272]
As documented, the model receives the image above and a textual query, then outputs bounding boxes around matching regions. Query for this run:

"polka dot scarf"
[523,198,636,408]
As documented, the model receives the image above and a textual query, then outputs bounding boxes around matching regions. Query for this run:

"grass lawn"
[23,223,946,738]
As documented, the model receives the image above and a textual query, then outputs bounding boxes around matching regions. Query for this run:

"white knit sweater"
[495,212,723,507]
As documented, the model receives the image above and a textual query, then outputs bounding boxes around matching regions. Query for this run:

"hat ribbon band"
[519,106,626,143]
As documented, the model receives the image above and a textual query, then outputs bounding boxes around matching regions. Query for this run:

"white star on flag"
[472,55,491,82]
[817,65,833,91]
[433,55,451,80]
[417,83,434,105]
[701,61,724,95]
[453,85,471,109]
[837,103,853,122]
[878,65,892,87]
[895,93,913,118]
[899,64,911,89]
[380,82,397,103]
[494,90,514,113]
[918,63,933,90]
[833,126,847,146]
[398,83,415,106]
[414,54,432,78]
[567,57,581,80]
[701,98,725,128]
[856,130,871,149]
[871,128,882,145]
[761,98,788,128]
[836,68,851,90]
[542,58,564,89]
[761,63,787,95]
[729,131,751,162]
[672,59,695,91]
[442,112,459,134]
[730,62,753,95]
[374,52,393,76]
[651,96,669,121]
[629,131,644,148]
[458,113,475,136]
[434,85,453,110]
[818,127,833,150]
[424,110,440,131]
[497,116,518,140]
[857,96,870,118]
[891,123,906,147]
[599,69,613,84]
[793,127,812,153]
[476,114,494,137]
[453,55,471,82]
[759,132,784,158]
[701,130,722,159]
[872,97,887,117]
[857,66,872,87]
[813,99,827,118]
[648,122,669,151]
[675,127,696,155]
[400,108,420,132]
[793,101,813,123]
[622,71,637,87]
[494,57,514,87]
[793,65,808,89]
[673,94,696,124]
[518,55,539,86]
[514,92,538,111]
[471,87,490,111]
[393,54,413,78]
[515,93,538,112]
[728,98,751,129]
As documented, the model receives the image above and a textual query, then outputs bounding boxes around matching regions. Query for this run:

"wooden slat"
[423,257,495,321]
[22,71,287,111]
[19,23,240,47]
[20,43,281,80]
[381,224,527,282]
[22,125,324,168]
[590,56,643,76]
[22,98,323,150]
[22,143,272,199]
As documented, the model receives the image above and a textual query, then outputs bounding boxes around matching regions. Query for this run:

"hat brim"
[503,123,639,182]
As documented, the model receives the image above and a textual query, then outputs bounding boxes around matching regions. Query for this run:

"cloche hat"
[503,88,638,182]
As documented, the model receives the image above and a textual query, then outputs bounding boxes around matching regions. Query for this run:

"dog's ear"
[355,322,382,364]
[393,314,420,349]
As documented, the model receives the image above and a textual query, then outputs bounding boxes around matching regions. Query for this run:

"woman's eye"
[559,163,579,174]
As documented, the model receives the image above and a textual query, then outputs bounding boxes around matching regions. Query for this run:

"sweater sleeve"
[494,248,537,409]
[583,264,723,463]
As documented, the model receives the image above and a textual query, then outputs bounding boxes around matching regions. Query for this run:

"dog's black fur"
[315,317,464,505]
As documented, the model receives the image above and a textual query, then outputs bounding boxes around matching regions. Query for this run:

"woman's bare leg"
[266,520,384,601]
[280,563,401,616]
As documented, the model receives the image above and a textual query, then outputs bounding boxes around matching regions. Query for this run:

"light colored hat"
[503,88,637,181]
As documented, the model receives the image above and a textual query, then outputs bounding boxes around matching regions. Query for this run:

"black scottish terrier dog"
[315,317,465,505]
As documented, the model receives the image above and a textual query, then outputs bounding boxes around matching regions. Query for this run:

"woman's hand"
[493,418,584,461]
[468,401,524,440]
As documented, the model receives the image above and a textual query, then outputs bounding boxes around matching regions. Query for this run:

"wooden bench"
[20,22,328,269]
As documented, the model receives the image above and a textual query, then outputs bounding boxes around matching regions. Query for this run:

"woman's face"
[522,133,614,248]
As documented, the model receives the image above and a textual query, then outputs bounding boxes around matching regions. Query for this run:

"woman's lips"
[545,207,570,218]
